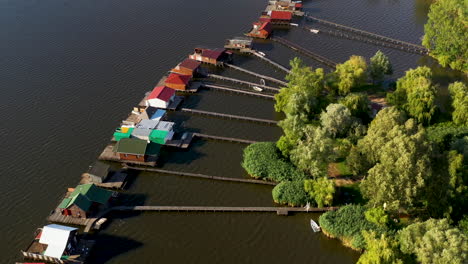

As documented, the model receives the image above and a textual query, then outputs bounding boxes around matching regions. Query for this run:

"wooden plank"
[202,84,275,99]
[206,74,280,92]
[223,63,287,86]
[179,108,278,125]
[272,37,337,68]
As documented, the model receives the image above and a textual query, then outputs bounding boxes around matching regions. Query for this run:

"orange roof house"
[164,73,191,91]
[171,58,201,76]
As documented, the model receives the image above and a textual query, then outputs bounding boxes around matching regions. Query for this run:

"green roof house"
[114,138,161,163]
[58,184,112,218]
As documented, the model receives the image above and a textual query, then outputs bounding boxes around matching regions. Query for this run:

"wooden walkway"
[251,51,291,74]
[202,84,275,99]
[272,36,337,68]
[47,211,99,229]
[304,14,428,54]
[193,133,257,144]
[206,74,280,92]
[223,63,287,86]
[123,165,277,185]
[179,108,278,125]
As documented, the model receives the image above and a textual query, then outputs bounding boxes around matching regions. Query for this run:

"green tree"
[358,231,405,264]
[320,104,354,138]
[276,115,307,157]
[449,82,468,126]
[398,218,468,264]
[360,119,432,211]
[304,177,335,207]
[335,55,368,95]
[423,0,468,72]
[459,215,468,236]
[272,180,310,206]
[290,126,334,177]
[369,50,393,83]
[339,92,371,121]
[387,67,436,124]
[365,207,389,227]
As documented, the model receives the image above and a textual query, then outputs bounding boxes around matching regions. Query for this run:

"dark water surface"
[1,0,438,262]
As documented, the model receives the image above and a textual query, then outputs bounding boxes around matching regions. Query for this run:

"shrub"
[272,181,311,207]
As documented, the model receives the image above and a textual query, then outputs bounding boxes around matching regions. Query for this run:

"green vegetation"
[334,55,368,95]
[357,231,407,264]
[369,50,393,83]
[272,181,310,206]
[449,82,468,126]
[304,177,335,208]
[365,207,389,227]
[423,0,467,73]
[338,92,371,122]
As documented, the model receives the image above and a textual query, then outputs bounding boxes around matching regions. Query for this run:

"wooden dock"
[193,133,258,144]
[272,36,337,69]
[251,51,291,74]
[206,74,281,92]
[202,84,275,99]
[223,63,287,86]
[123,165,277,185]
[304,14,428,54]
[179,108,278,125]
[47,210,100,229]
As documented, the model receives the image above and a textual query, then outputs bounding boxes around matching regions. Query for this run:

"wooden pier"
[272,36,337,69]
[304,14,428,54]
[47,211,100,229]
[206,74,281,92]
[179,108,278,125]
[123,165,277,185]
[202,84,275,99]
[223,63,287,86]
[193,133,258,144]
[251,51,291,74]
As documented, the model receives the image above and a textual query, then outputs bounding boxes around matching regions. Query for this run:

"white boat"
[257,51,266,57]
[310,219,321,232]
[310,29,320,34]
[253,86,263,92]
[290,23,299,27]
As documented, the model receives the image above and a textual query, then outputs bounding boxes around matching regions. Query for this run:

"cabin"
[246,21,272,39]
[270,1,302,11]
[138,107,166,122]
[113,126,134,141]
[189,48,232,66]
[145,86,175,109]
[80,161,128,189]
[164,73,191,90]
[113,138,161,162]
[58,184,112,218]
[22,224,80,263]
[87,162,111,184]
[260,11,292,24]
[224,37,253,52]
[152,121,175,144]
[171,58,201,76]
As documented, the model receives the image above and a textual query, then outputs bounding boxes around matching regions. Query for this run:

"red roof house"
[165,73,191,91]
[270,11,292,22]
[146,86,175,108]
[246,21,272,39]
[171,58,201,76]
[189,48,229,65]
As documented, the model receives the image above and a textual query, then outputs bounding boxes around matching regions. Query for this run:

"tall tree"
[339,92,371,122]
[357,231,405,264]
[320,103,354,138]
[423,0,468,72]
[335,55,368,95]
[398,218,468,264]
[369,50,393,83]
[290,126,334,177]
[449,82,468,126]
[304,177,335,207]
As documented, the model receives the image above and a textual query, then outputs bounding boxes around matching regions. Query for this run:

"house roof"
[165,73,191,85]
[71,184,112,204]
[150,130,169,144]
[114,138,148,155]
[131,127,152,139]
[147,86,175,102]
[88,162,110,179]
[156,121,174,131]
[179,58,201,70]
[270,11,292,20]
[39,224,77,259]
[137,119,159,129]
[150,109,166,121]
[260,22,272,32]
[145,142,162,156]
[201,49,225,60]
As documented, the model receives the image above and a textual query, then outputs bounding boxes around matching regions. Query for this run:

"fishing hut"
[260,11,293,25]
[246,21,272,39]
[80,162,128,189]
[189,48,232,66]
[265,1,304,16]
[171,58,201,76]
[21,224,94,264]
[224,37,254,53]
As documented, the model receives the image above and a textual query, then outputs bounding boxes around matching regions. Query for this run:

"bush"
[272,181,311,207]
[427,122,468,150]
[242,142,306,182]
[319,205,384,250]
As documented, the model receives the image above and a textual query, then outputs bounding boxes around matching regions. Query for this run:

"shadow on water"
[85,234,143,264]
[156,139,207,166]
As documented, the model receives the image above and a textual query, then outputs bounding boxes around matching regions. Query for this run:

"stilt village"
[18,0,428,263]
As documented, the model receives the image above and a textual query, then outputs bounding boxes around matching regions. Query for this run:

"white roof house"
[39,224,77,259]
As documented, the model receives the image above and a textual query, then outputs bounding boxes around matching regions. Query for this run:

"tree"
[335,55,368,95]
[276,115,307,157]
[449,82,468,126]
[423,0,468,72]
[365,207,389,227]
[339,92,371,121]
[398,218,468,264]
[272,180,310,206]
[358,231,405,264]
[369,50,393,83]
[386,66,436,124]
[304,177,335,207]
[290,126,334,177]
[360,119,433,211]
[320,104,354,138]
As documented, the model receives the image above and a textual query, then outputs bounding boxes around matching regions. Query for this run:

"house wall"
[67,204,87,218]
[172,67,194,76]
[119,153,146,162]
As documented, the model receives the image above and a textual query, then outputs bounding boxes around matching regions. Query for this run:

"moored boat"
[310,219,321,232]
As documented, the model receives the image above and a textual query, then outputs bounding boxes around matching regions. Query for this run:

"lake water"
[1,0,442,262]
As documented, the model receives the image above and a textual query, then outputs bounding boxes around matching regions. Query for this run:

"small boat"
[310,29,320,34]
[310,219,321,232]
[290,23,299,27]
[253,86,263,92]
[257,51,266,57]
